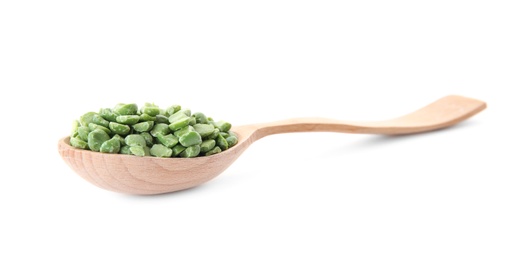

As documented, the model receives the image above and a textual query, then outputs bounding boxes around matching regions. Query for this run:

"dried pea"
[205,146,222,156]
[226,135,238,147]
[133,121,154,132]
[216,134,228,151]
[113,103,138,115]
[150,123,170,137]
[120,145,131,154]
[88,123,111,135]
[171,144,186,157]
[168,112,190,131]
[116,115,140,125]
[125,134,146,147]
[155,115,169,124]
[165,105,181,117]
[129,146,146,157]
[141,103,160,116]
[179,109,191,117]
[139,113,156,122]
[206,128,220,140]
[99,108,118,122]
[70,137,88,149]
[92,114,109,128]
[188,117,197,126]
[140,132,154,147]
[109,122,130,135]
[77,126,90,141]
[100,138,121,153]
[150,144,172,158]
[79,112,96,126]
[179,131,202,147]
[180,145,200,158]
[193,112,208,124]
[71,120,79,136]
[174,125,194,138]
[112,134,126,146]
[200,139,216,153]
[193,124,215,138]
[214,121,231,132]
[156,133,178,148]
[87,129,110,152]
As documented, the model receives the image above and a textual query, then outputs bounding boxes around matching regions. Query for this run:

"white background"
[1,1,516,259]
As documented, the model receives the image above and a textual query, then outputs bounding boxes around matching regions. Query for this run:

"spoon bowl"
[58,95,486,195]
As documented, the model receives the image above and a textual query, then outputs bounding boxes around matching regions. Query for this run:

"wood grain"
[58,95,486,195]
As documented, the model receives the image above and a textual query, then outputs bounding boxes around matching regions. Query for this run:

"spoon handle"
[243,95,486,139]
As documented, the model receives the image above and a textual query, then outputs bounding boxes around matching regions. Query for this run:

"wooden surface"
[58,95,486,195]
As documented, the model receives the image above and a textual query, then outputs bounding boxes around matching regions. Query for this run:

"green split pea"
[69,103,237,158]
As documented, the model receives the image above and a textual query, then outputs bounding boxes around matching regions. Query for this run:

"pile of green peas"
[69,103,237,158]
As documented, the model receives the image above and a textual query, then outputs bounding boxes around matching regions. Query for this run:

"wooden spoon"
[58,95,486,195]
